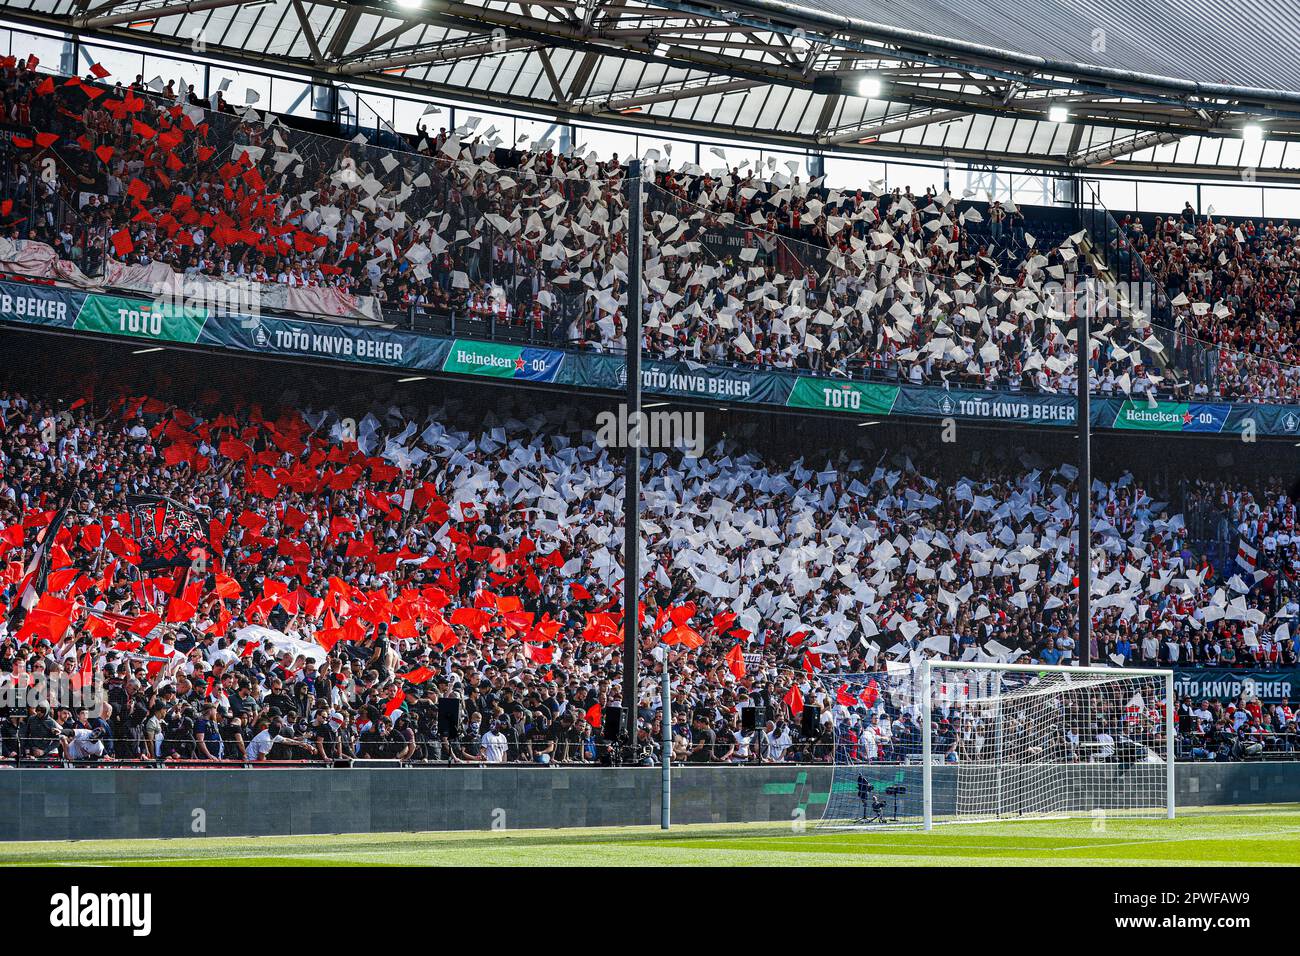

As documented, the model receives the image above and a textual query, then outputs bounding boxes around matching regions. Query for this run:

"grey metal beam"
[333,36,538,75]
[290,0,325,66]
[821,108,966,144]
[78,0,249,29]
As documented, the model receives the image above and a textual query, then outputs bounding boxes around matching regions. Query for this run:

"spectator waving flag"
[1236,538,1258,573]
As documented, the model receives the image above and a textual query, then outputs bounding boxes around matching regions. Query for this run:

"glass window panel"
[1263,188,1300,221]
[270,78,314,119]
[1136,179,1196,215]
[142,54,201,98]
[1096,177,1137,214]
[575,127,635,165]
[638,134,695,168]
[78,44,143,86]
[823,156,886,191]
[887,159,946,196]
[1202,183,1263,218]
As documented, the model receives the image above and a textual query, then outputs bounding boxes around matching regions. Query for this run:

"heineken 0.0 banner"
[443,340,564,382]
[1173,667,1299,703]
[1111,400,1232,433]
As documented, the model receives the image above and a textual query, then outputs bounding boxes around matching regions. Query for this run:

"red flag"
[398,666,436,684]
[860,678,879,708]
[725,643,745,680]
[110,228,134,257]
[70,653,93,693]
[384,689,406,718]
[836,684,858,707]
[782,684,804,717]
[585,703,603,729]
[523,643,554,665]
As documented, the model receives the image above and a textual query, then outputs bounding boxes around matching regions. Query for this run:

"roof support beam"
[821,108,966,145]
[589,77,762,111]
[333,37,538,75]
[1070,130,1184,167]
[290,0,325,66]
[77,0,249,29]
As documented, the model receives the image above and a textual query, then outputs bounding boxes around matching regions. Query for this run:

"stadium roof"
[9,0,1300,179]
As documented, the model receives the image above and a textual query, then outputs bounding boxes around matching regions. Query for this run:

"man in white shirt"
[1093,730,1115,761]
[246,719,309,761]
[481,722,509,763]
[764,720,792,762]
[62,727,105,761]
[1141,634,1160,664]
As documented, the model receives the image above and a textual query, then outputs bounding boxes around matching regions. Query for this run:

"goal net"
[819,662,1174,829]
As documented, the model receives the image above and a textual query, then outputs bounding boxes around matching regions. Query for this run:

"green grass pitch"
[2,805,1298,866]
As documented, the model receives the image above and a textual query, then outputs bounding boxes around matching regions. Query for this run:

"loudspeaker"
[436,697,461,737]
[801,705,819,738]
[600,705,623,741]
[742,705,765,732]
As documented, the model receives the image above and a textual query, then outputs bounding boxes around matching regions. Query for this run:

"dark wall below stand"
[0,762,1293,842]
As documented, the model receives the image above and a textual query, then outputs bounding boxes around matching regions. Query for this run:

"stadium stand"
[0,56,1178,399]
[0,57,1297,771]
[0,338,1296,766]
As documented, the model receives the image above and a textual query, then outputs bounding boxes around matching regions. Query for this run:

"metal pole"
[661,655,671,829]
[921,660,933,831]
[1077,272,1092,667]
[621,159,643,757]
[1165,671,1176,819]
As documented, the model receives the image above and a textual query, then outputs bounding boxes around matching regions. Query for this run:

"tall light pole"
[621,159,643,754]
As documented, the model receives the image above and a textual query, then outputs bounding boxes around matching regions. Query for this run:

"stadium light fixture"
[1048,106,1069,124]
[857,420,880,426]
[857,75,882,99]
[132,347,163,354]
[397,376,426,383]
[1241,123,1263,143]
[643,401,670,408]
[395,0,423,8]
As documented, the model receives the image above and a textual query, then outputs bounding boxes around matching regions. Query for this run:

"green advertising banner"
[73,295,208,344]
[1110,400,1231,433]
[443,339,564,381]
[1173,667,1299,703]
[786,377,899,415]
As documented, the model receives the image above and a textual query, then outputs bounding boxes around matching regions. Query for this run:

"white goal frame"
[920,660,1176,830]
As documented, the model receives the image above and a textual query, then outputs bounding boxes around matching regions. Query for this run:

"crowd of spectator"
[0,345,1297,767]
[2,55,1171,399]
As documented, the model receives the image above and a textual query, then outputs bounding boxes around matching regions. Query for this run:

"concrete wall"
[0,762,1294,842]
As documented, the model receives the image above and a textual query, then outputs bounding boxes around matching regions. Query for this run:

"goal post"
[820,661,1176,830]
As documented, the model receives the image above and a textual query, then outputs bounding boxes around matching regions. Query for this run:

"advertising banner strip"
[9,279,1300,436]
[785,377,900,415]
[1111,399,1231,433]
[1173,667,1299,703]
[74,295,208,344]
[442,339,563,382]
[202,313,451,370]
